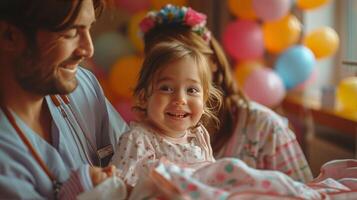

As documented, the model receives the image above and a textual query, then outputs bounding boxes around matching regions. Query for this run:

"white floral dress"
[111,122,215,186]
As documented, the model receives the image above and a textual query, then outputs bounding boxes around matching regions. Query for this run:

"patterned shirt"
[111,122,215,186]
[215,102,313,182]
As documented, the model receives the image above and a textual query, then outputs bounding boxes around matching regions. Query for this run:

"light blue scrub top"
[0,67,128,199]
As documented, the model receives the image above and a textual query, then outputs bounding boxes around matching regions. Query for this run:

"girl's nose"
[172,92,187,106]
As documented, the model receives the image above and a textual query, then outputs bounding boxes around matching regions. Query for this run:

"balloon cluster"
[224,0,339,108]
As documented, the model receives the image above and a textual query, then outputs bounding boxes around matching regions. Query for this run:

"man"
[0,0,128,199]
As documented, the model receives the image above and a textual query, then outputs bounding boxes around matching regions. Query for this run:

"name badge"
[97,145,114,159]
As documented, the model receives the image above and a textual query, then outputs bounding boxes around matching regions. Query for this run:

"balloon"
[114,98,137,123]
[222,20,264,61]
[336,77,357,112]
[228,0,257,20]
[297,0,329,10]
[150,0,188,10]
[115,0,150,13]
[274,45,315,89]
[292,67,317,91]
[234,60,263,87]
[109,55,143,98]
[98,77,119,103]
[252,0,291,21]
[263,14,301,53]
[303,27,339,59]
[128,12,146,52]
[93,32,135,70]
[243,67,286,108]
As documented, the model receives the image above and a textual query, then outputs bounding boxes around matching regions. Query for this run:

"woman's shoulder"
[245,101,288,128]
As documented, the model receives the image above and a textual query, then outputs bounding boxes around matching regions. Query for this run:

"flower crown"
[139,4,211,42]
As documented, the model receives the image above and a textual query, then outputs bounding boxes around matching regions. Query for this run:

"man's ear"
[0,21,26,52]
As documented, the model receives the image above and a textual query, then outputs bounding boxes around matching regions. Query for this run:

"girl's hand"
[89,165,117,186]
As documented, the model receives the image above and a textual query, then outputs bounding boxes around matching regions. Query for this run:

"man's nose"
[75,30,94,58]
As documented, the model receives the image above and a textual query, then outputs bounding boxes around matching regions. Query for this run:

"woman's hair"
[0,0,104,38]
[143,22,250,153]
[134,41,222,128]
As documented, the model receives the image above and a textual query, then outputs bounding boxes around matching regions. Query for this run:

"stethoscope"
[50,95,102,167]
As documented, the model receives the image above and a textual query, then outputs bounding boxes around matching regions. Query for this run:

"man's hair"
[0,0,103,35]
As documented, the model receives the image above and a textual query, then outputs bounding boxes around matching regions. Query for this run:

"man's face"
[14,0,96,95]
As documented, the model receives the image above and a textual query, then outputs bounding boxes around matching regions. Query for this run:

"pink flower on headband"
[184,7,207,27]
[139,15,155,33]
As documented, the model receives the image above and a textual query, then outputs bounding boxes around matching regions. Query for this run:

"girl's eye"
[187,87,200,95]
[62,29,79,39]
[158,85,173,93]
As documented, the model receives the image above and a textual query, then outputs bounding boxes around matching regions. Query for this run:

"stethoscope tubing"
[51,95,101,167]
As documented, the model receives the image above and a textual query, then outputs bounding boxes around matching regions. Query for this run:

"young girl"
[110,41,221,186]
[140,4,313,182]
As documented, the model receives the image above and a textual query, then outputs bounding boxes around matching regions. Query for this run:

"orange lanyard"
[0,104,61,199]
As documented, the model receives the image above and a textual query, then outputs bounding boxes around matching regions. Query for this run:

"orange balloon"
[109,55,143,98]
[263,14,301,53]
[234,60,263,87]
[297,0,329,10]
[98,77,118,103]
[303,27,339,59]
[150,0,188,10]
[128,12,146,52]
[228,0,257,20]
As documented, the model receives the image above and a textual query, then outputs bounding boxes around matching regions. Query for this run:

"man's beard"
[13,48,78,96]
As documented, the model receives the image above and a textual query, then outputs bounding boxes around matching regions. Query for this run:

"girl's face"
[146,57,204,138]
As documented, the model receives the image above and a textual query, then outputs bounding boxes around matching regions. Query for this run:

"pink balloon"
[222,20,264,61]
[115,0,150,13]
[114,98,137,123]
[253,0,291,21]
[243,68,286,107]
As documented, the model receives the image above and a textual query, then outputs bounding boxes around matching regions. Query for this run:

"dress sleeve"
[195,125,215,162]
[257,112,313,183]
[110,130,156,186]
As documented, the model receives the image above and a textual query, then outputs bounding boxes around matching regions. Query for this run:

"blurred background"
[83,0,357,176]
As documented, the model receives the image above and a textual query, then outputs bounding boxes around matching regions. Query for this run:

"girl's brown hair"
[143,24,250,153]
[134,41,222,128]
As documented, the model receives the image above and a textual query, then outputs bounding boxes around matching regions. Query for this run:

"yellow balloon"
[337,77,357,112]
[303,27,339,59]
[128,12,146,52]
[263,14,301,54]
[150,0,188,10]
[297,0,329,10]
[228,0,257,20]
[234,60,263,87]
[109,55,143,98]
